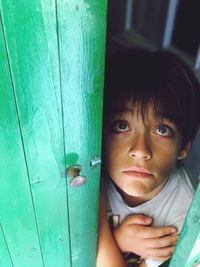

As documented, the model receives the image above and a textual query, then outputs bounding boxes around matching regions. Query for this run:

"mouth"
[123,167,153,178]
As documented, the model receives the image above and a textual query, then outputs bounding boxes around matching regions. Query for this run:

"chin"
[126,190,150,198]
[123,184,152,198]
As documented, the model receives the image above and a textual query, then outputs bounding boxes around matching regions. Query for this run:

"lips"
[123,167,153,178]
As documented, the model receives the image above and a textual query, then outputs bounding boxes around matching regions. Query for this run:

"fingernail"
[171,228,177,233]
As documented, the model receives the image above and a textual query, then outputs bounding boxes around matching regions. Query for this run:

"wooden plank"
[185,233,200,267]
[0,1,71,266]
[0,225,14,267]
[0,13,44,267]
[57,0,107,266]
[168,183,200,267]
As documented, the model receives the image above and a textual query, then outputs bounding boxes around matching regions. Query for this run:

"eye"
[112,120,130,133]
[155,124,173,137]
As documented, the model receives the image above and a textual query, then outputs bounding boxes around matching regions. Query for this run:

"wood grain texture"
[0,1,71,266]
[0,225,14,267]
[57,0,107,266]
[0,12,44,267]
[0,0,107,266]
[168,183,200,267]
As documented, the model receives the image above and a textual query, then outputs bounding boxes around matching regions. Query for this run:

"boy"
[96,49,200,267]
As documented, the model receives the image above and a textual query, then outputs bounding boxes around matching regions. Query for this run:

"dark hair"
[103,48,200,145]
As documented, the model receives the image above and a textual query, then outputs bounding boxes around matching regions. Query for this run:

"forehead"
[112,101,176,125]
[113,101,157,118]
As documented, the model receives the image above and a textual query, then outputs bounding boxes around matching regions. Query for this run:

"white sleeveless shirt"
[103,165,195,267]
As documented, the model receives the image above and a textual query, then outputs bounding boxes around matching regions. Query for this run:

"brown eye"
[113,120,130,132]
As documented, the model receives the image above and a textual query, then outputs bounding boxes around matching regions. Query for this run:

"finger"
[139,226,177,238]
[139,253,171,262]
[144,234,179,248]
[144,255,171,262]
[144,245,176,259]
[124,214,153,226]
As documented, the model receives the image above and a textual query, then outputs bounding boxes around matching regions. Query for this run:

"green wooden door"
[167,182,200,267]
[0,1,107,266]
[160,182,200,267]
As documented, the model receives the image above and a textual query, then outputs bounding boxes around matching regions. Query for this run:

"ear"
[177,141,192,160]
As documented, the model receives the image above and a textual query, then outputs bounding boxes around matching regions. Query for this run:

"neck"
[115,181,168,207]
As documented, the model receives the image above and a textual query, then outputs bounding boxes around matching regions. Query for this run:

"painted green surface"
[168,182,200,267]
[57,1,107,266]
[0,13,44,266]
[185,233,200,267]
[0,0,107,266]
[0,225,13,267]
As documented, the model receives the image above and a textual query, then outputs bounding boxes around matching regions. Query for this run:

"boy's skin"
[97,101,191,267]
[97,192,127,267]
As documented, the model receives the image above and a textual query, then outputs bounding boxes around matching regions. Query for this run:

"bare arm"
[96,192,127,267]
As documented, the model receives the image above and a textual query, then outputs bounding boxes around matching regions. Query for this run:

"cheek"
[155,144,180,176]
[154,137,181,159]
[104,134,116,155]
[103,137,114,165]
[104,137,122,172]
[105,144,118,167]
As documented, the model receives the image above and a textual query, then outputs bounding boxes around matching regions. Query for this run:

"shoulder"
[164,165,196,229]
[180,164,199,189]
[177,164,197,194]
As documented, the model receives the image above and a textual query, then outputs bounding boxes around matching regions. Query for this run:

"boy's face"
[104,102,190,206]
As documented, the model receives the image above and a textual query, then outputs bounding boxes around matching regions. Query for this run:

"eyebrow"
[159,118,177,127]
[113,109,177,126]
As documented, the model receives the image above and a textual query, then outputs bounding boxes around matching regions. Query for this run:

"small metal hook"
[90,156,101,169]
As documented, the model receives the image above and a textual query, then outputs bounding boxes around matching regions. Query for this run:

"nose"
[128,134,152,160]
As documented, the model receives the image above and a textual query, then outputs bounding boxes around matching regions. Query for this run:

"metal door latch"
[90,156,101,168]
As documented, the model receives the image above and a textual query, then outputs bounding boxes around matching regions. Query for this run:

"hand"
[138,259,147,267]
[114,214,178,261]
